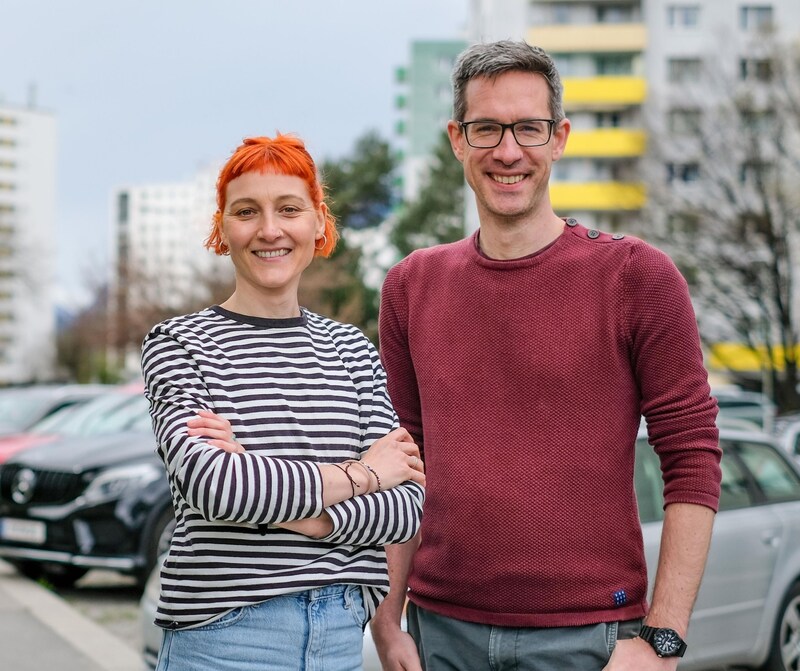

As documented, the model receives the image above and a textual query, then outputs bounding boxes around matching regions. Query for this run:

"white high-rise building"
[0,102,57,384]
[111,167,231,372]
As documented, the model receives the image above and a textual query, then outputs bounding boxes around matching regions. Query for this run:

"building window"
[0,138,16,148]
[668,58,702,82]
[596,54,634,75]
[552,4,572,24]
[0,117,17,126]
[595,112,622,128]
[554,54,576,76]
[594,112,622,128]
[667,4,701,27]
[740,5,774,31]
[597,5,635,23]
[740,58,773,81]
[668,108,702,134]
[739,161,772,184]
[740,108,775,131]
[667,162,700,183]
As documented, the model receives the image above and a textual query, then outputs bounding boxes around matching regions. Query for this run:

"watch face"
[654,629,681,654]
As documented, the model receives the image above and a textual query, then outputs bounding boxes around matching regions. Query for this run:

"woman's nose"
[257,214,283,240]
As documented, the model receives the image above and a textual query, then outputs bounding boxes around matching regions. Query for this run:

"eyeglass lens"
[465,120,552,147]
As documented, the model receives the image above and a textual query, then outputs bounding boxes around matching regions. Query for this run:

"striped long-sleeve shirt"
[141,306,424,629]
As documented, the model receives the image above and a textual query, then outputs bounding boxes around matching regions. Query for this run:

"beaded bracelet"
[332,462,358,498]
[361,462,382,493]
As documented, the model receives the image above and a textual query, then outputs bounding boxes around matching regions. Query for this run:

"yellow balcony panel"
[527,23,646,53]
[550,182,646,211]
[709,343,800,372]
[564,128,647,158]
[563,77,646,108]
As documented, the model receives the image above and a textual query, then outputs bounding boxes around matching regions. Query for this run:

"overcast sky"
[0,0,469,308]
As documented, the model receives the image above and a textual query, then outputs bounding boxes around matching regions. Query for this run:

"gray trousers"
[407,602,642,671]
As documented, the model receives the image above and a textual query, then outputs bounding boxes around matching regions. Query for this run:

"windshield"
[32,392,150,436]
[0,389,71,431]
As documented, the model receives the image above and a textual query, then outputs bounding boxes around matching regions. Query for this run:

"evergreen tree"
[391,131,465,257]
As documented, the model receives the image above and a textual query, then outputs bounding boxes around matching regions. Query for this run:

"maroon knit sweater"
[379,222,721,628]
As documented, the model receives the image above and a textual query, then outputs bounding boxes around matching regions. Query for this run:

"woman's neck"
[220,289,301,320]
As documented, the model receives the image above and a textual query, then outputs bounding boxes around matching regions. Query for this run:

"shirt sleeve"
[320,335,424,546]
[378,260,426,454]
[623,243,722,511]
[141,326,324,525]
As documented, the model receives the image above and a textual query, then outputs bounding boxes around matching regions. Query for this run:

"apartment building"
[467,0,800,231]
[395,40,467,201]
[111,168,230,371]
[0,102,57,384]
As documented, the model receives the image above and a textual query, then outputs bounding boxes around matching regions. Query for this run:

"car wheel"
[136,507,175,589]
[764,582,800,671]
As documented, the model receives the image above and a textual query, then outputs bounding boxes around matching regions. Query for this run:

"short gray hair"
[451,40,564,123]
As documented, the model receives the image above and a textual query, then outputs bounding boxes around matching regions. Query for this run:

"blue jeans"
[407,602,643,671]
[156,584,366,671]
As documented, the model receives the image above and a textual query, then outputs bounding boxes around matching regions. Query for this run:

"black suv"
[0,405,173,589]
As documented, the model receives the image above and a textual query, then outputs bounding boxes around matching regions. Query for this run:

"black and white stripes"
[141,306,423,629]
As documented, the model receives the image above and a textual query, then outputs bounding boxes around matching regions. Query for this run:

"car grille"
[0,465,87,505]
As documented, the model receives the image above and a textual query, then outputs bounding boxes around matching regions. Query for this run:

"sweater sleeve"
[321,335,424,546]
[378,260,426,453]
[622,243,721,511]
[141,326,324,525]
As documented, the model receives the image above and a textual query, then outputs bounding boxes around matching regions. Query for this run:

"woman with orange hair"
[141,134,425,671]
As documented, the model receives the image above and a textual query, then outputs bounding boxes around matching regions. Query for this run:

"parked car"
[0,413,172,589]
[774,414,800,462]
[0,384,110,437]
[0,384,146,464]
[712,386,777,433]
[139,428,800,670]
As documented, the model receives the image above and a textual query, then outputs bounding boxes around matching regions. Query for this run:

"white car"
[141,429,800,670]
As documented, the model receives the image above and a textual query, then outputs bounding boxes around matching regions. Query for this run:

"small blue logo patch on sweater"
[613,590,627,607]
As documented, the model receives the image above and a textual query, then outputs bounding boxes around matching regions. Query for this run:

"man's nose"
[492,127,524,163]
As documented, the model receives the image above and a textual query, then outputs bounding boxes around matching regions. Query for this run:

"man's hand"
[371,619,422,671]
[602,637,680,671]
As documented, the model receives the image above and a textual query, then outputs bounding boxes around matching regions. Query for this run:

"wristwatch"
[638,625,687,658]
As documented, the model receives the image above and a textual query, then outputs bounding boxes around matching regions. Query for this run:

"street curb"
[0,560,141,671]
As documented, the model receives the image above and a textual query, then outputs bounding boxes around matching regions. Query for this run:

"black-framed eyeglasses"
[459,119,556,148]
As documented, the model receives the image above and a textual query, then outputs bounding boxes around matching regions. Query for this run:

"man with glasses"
[373,41,721,670]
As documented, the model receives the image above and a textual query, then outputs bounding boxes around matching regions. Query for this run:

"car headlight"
[79,462,163,506]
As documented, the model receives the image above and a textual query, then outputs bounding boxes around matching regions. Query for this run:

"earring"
[314,234,328,251]
[220,242,230,256]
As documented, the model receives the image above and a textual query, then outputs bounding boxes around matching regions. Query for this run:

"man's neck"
[477,215,565,260]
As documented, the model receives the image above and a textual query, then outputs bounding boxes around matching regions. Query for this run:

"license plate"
[0,518,46,544]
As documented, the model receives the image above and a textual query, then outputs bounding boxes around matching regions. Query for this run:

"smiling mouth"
[254,249,290,258]
[491,174,525,185]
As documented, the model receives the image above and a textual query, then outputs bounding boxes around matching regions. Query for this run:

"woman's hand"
[186,410,245,454]
[360,427,425,492]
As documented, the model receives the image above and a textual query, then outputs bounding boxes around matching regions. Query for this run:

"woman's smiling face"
[221,170,325,303]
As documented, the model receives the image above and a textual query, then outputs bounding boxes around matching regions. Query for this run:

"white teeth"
[492,174,524,184]
[254,249,289,258]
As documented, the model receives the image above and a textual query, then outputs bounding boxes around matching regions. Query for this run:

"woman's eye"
[236,208,256,217]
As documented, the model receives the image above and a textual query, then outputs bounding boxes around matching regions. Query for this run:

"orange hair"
[206,134,338,257]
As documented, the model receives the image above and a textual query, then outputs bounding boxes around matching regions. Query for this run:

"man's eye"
[516,122,545,134]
